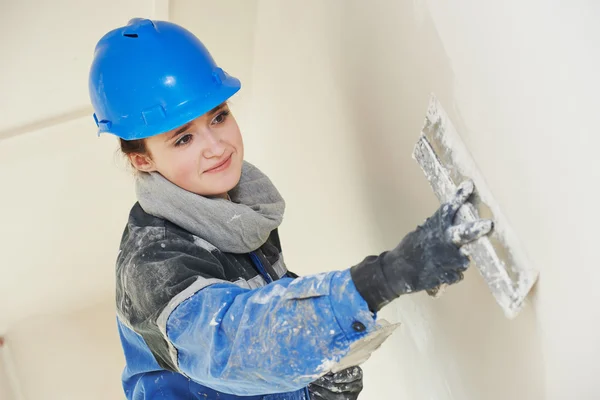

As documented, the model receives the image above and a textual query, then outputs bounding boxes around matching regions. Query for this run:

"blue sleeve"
[165,269,377,396]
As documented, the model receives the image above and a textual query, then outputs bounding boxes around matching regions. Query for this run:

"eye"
[212,110,230,125]
[175,133,193,146]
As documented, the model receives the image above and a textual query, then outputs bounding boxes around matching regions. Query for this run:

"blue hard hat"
[88,18,241,140]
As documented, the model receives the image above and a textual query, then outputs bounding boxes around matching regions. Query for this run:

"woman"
[88,18,492,400]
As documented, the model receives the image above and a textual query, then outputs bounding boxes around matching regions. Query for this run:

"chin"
[199,158,243,197]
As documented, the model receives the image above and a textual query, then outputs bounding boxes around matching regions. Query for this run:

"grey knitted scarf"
[135,161,285,254]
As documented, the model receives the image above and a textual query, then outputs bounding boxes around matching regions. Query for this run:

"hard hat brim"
[98,75,241,141]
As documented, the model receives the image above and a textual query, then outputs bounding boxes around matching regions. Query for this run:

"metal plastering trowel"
[413,95,539,318]
[329,95,539,375]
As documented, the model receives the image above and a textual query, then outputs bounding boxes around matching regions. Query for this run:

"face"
[130,103,244,198]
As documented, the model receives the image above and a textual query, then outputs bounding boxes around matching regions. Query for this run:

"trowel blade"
[412,95,539,318]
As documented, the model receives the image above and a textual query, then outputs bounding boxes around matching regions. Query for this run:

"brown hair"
[120,138,148,156]
[119,138,152,171]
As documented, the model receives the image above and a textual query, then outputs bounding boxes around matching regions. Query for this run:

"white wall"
[5,300,124,400]
[2,0,599,399]
[420,2,600,398]
[0,0,163,398]
[0,348,14,400]
[0,0,156,137]
[0,117,135,333]
[0,0,152,333]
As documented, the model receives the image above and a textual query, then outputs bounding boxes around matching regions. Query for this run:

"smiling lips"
[204,154,232,173]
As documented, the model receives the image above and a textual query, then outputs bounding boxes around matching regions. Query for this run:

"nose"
[201,129,226,158]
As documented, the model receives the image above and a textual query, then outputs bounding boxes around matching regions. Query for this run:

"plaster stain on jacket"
[117,204,376,397]
[252,284,287,304]
[210,302,229,326]
[316,359,337,374]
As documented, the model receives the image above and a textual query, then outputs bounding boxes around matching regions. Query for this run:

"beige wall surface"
[0,347,14,400]
[1,0,598,399]
[4,300,125,400]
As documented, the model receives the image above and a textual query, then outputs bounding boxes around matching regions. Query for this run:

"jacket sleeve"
[125,238,378,396]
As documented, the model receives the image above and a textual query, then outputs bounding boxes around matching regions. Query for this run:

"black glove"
[308,366,363,400]
[351,180,493,312]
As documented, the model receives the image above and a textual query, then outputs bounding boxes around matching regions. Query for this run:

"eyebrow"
[167,104,227,141]
[168,121,193,141]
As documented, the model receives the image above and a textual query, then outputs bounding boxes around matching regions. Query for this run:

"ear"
[128,153,157,172]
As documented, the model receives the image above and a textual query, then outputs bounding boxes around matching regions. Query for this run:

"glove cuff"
[350,253,399,312]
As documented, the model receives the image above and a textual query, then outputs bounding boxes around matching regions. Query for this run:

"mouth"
[204,154,233,174]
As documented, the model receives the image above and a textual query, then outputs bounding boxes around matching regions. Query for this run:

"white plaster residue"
[209,302,228,327]
[287,273,330,298]
[395,297,432,354]
[289,272,328,289]
[316,358,337,373]
[416,96,539,317]
[252,285,287,305]
[390,299,463,400]
[426,97,531,273]
[192,236,218,252]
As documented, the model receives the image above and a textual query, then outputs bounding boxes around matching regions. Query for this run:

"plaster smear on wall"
[387,296,467,400]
